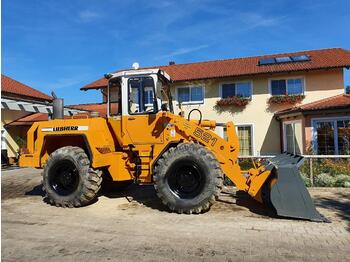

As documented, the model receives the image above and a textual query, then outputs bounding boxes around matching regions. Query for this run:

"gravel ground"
[1,167,350,262]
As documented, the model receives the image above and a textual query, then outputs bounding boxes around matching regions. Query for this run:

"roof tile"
[275,94,350,116]
[81,48,350,90]
[2,74,52,101]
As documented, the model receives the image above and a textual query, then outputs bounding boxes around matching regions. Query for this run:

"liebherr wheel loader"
[19,68,324,221]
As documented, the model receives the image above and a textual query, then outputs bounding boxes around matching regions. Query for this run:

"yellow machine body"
[20,112,267,199]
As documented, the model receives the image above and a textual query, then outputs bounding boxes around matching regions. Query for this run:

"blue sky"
[2,0,350,104]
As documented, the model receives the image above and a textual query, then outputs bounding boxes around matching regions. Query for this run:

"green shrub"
[317,159,350,176]
[333,174,350,187]
[314,173,335,187]
[301,173,311,187]
[299,158,350,187]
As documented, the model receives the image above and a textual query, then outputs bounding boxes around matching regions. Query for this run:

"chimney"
[169,61,175,65]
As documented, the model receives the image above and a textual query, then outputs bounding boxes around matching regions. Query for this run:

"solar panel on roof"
[258,58,276,65]
[275,56,292,63]
[258,54,311,66]
[291,55,310,62]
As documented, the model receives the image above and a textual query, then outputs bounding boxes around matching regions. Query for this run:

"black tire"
[42,146,102,207]
[153,143,223,214]
[261,171,277,214]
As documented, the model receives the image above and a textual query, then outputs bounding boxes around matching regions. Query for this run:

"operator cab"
[105,68,173,117]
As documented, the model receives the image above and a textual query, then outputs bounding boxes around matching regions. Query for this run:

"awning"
[1,98,87,116]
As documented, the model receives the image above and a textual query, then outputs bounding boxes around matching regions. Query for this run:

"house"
[81,48,350,156]
[275,94,350,155]
[1,74,53,163]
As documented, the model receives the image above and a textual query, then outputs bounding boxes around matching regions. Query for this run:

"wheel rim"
[48,159,80,196]
[167,160,205,199]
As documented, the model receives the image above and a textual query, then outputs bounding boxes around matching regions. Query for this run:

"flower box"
[216,96,250,107]
[268,94,305,104]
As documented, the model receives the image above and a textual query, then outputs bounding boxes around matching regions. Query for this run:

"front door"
[123,76,164,145]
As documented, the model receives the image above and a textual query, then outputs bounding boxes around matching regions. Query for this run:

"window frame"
[311,116,350,155]
[235,124,255,156]
[268,76,305,96]
[219,80,253,99]
[282,120,303,155]
[176,85,205,105]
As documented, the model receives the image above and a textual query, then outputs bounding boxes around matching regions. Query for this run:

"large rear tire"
[153,143,223,214]
[42,146,102,207]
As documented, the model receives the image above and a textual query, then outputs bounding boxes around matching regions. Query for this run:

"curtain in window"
[236,83,251,98]
[237,126,252,155]
[191,87,203,102]
[316,122,335,155]
[337,120,350,155]
[285,124,294,153]
[284,122,302,154]
[287,79,303,95]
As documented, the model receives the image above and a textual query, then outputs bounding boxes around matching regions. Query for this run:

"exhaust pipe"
[51,92,64,119]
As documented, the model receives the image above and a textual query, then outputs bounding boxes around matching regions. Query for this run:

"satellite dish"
[132,62,140,70]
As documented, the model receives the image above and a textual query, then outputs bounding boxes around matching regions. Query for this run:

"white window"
[177,86,204,104]
[283,121,302,154]
[312,118,350,155]
[270,78,304,96]
[143,87,154,106]
[221,81,252,98]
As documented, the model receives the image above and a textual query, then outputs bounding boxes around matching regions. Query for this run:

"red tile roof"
[81,48,350,90]
[275,94,350,116]
[2,74,52,101]
[69,103,110,117]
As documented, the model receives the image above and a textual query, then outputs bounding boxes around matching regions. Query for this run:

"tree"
[346,86,350,94]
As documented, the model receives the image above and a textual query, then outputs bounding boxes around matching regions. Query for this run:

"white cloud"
[240,12,285,29]
[159,44,209,59]
[78,10,100,22]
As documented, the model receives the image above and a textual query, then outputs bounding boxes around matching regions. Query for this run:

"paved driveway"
[2,168,350,261]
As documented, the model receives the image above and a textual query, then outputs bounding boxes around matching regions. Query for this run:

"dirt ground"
[1,167,350,261]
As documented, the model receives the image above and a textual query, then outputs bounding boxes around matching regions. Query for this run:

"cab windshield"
[128,77,157,114]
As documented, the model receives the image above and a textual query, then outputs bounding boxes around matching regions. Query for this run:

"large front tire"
[153,143,223,214]
[42,146,102,207]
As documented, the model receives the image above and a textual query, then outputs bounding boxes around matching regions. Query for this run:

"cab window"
[128,77,157,114]
[109,83,121,116]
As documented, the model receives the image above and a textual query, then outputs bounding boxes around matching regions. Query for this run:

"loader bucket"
[264,153,326,222]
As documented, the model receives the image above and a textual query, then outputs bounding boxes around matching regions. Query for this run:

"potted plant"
[216,96,251,107]
[268,94,305,104]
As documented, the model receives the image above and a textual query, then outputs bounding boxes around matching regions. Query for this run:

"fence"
[238,155,350,187]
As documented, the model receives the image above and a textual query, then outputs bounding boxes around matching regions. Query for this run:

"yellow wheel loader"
[20,68,324,221]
